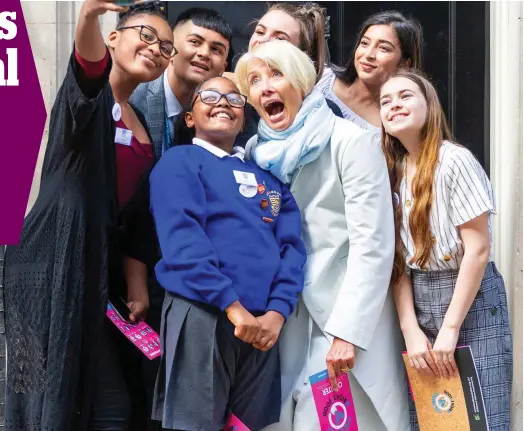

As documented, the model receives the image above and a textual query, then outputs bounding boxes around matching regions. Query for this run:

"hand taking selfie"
[326,337,356,391]
[82,0,129,18]
[77,0,129,63]
[252,311,285,352]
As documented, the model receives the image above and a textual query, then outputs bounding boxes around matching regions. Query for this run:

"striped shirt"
[400,141,495,271]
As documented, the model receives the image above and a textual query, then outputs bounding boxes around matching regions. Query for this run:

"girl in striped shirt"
[380,69,512,431]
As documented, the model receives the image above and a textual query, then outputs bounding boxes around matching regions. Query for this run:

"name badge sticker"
[233,170,258,187]
[115,127,133,146]
[239,184,257,198]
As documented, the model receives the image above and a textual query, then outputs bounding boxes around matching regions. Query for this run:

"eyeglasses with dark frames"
[116,25,177,59]
[192,90,247,108]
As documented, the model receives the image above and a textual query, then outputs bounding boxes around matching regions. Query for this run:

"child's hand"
[225,301,261,344]
[252,311,285,352]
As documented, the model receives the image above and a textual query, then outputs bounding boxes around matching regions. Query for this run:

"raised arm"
[76,0,127,62]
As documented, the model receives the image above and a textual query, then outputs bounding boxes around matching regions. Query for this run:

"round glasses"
[192,90,247,108]
[117,25,177,59]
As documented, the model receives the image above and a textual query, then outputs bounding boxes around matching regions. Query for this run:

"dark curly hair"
[117,1,169,28]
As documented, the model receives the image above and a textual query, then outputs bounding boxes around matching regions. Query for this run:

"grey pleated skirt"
[409,262,513,431]
[152,293,281,431]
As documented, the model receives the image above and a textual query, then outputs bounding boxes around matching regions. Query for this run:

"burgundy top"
[74,49,153,209]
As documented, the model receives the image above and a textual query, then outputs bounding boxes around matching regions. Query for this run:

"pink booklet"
[223,413,250,431]
[106,301,161,360]
[309,369,359,431]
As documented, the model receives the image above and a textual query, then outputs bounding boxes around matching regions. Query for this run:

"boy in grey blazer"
[130,7,233,158]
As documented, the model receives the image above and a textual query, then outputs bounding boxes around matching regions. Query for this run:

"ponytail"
[306,8,326,82]
[266,3,328,82]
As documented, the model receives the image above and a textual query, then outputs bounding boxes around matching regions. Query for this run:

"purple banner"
[0,1,46,244]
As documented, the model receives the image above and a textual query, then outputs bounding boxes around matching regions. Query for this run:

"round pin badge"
[112,103,122,122]
[239,184,257,198]
[393,192,400,208]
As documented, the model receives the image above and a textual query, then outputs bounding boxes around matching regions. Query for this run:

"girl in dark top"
[2,0,174,430]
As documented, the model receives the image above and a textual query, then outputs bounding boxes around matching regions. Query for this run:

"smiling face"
[249,10,301,51]
[354,24,404,86]
[380,76,428,139]
[109,15,173,83]
[171,20,230,85]
[185,77,245,144]
[246,59,303,131]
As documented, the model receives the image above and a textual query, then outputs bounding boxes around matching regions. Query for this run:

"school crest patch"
[267,190,281,217]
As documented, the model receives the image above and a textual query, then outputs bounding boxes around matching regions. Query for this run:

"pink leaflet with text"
[309,369,359,431]
[106,301,161,360]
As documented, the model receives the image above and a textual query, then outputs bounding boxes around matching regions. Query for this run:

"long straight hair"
[381,69,453,283]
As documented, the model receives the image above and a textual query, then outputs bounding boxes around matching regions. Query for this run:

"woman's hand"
[432,325,459,378]
[252,311,285,352]
[403,326,439,377]
[326,337,356,391]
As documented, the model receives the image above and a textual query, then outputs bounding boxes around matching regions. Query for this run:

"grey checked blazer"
[129,74,166,160]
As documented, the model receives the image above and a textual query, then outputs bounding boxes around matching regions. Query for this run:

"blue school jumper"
[150,139,307,431]
[150,139,306,319]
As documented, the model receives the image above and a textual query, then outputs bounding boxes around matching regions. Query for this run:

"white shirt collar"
[163,71,182,119]
[193,138,245,161]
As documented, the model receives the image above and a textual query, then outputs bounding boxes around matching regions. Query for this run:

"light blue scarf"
[246,90,336,185]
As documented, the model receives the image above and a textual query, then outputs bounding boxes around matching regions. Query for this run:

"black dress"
[2,51,157,431]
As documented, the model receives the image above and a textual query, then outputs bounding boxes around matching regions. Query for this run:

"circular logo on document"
[328,401,348,430]
[432,391,454,414]
[239,184,257,198]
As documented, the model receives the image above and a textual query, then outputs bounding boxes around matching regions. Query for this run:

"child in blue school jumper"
[150,76,307,431]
